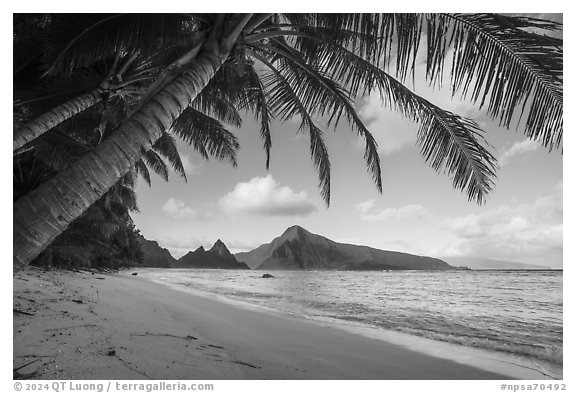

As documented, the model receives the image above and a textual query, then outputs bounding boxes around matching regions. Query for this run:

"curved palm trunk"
[14,90,103,151]
[13,49,229,269]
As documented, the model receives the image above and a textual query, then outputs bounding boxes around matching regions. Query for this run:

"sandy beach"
[13,268,554,380]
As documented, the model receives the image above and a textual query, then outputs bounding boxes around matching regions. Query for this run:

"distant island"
[137,226,453,271]
[441,256,551,270]
[235,225,452,271]
[176,240,249,269]
[138,226,553,271]
[136,236,248,269]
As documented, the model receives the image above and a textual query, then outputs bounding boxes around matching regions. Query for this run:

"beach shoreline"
[13,268,556,380]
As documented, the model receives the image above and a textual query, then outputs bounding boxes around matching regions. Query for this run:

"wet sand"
[13,268,552,380]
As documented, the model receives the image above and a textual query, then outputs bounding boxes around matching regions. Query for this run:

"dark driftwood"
[13,359,41,379]
[13,308,36,316]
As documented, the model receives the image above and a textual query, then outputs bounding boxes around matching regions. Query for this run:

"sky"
[125,14,564,268]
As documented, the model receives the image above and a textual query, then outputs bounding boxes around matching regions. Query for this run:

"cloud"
[355,199,376,214]
[499,139,540,166]
[439,185,563,265]
[356,200,430,221]
[445,207,531,239]
[218,175,317,217]
[161,198,211,221]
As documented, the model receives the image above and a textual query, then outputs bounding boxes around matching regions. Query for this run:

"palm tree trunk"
[14,90,103,151]
[13,48,229,269]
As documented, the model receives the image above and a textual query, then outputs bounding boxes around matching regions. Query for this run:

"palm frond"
[425,13,563,149]
[280,14,423,79]
[191,77,243,128]
[307,123,331,204]
[196,53,276,168]
[51,103,108,147]
[255,38,382,192]
[14,69,103,109]
[242,60,274,169]
[21,129,90,172]
[134,159,151,186]
[114,185,139,213]
[42,14,200,75]
[118,171,136,189]
[13,46,174,151]
[171,108,239,166]
[268,13,562,152]
[261,17,414,100]
[253,31,497,203]
[21,99,128,162]
[379,69,499,203]
[152,132,187,181]
[415,102,498,203]
[141,149,169,181]
[14,15,55,76]
[252,51,332,205]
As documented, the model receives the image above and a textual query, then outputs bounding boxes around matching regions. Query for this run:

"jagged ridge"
[175,239,249,269]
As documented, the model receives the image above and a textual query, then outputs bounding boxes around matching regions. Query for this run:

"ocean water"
[143,269,562,374]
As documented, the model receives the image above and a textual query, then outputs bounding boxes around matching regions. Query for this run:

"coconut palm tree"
[14,98,162,269]
[30,174,144,270]
[13,13,562,268]
[14,42,241,269]
[14,126,143,270]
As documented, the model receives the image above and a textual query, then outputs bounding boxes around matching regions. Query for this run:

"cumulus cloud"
[355,199,376,214]
[161,198,211,221]
[499,139,540,166]
[356,200,430,221]
[440,185,563,265]
[218,175,317,217]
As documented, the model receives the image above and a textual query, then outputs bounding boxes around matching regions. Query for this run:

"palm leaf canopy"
[14,13,562,206]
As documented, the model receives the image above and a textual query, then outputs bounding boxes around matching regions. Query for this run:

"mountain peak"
[280,225,311,240]
[210,239,231,256]
[178,239,249,270]
[236,226,452,271]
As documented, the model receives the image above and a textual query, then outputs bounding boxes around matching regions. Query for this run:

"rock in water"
[261,273,274,278]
